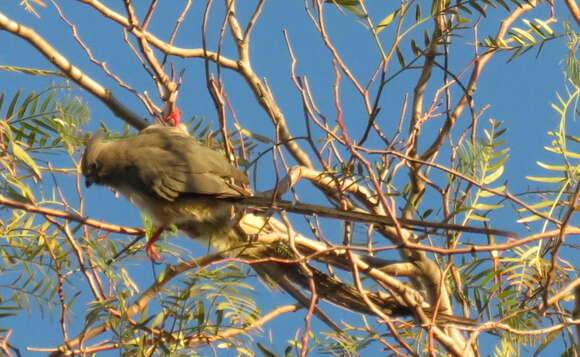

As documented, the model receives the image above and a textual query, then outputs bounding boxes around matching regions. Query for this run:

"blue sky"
[0,1,576,356]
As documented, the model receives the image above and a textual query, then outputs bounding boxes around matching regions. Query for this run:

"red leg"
[146,226,165,261]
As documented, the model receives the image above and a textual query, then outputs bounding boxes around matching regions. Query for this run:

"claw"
[146,227,165,261]
[146,241,162,261]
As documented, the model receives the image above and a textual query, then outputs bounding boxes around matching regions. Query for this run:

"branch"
[76,0,239,67]
[223,0,314,168]
[344,147,563,226]
[123,0,177,105]
[421,0,538,161]
[541,277,580,309]
[49,0,153,116]
[563,0,580,25]
[46,253,223,356]
[0,11,148,129]
[76,0,314,167]
[395,228,579,255]
[0,195,143,235]
[469,318,580,336]
[37,304,299,355]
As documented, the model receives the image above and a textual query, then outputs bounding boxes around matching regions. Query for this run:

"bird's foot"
[146,241,163,261]
[146,227,165,262]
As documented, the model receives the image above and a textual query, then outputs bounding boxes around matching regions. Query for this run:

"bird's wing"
[127,126,247,201]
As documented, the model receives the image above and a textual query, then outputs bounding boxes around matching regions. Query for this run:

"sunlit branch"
[0,195,143,235]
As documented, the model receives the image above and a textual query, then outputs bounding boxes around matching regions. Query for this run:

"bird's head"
[81,131,105,188]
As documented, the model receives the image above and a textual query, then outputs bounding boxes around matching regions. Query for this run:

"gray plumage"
[82,125,249,250]
[82,124,247,200]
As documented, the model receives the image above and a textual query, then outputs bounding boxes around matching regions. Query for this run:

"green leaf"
[376,9,400,33]
[527,20,547,39]
[423,30,431,47]
[6,90,21,119]
[237,347,256,357]
[415,4,421,21]
[344,5,364,17]
[17,91,36,121]
[190,304,203,326]
[495,0,511,11]
[235,124,273,144]
[327,0,360,5]
[482,0,497,8]
[525,176,566,183]
[473,203,503,210]
[458,4,473,15]
[511,27,536,43]
[478,185,506,197]
[517,214,543,223]
[544,146,580,158]
[11,141,42,178]
[395,47,406,66]
[483,166,504,184]
[422,208,433,219]
[470,214,490,221]
[6,177,35,202]
[517,200,557,211]
[534,18,554,35]
[40,89,56,113]
[469,1,487,16]
[457,16,471,24]
[257,343,279,357]
[510,34,527,46]
[490,140,508,150]
[488,153,510,171]
[0,313,19,318]
[411,39,421,56]
[535,161,567,171]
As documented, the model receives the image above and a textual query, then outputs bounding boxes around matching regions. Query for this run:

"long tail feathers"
[236,196,517,238]
[178,205,478,327]
[253,259,477,327]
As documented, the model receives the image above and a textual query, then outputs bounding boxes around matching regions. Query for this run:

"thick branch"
[563,0,580,25]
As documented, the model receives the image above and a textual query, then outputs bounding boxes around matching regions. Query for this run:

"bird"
[82,124,250,259]
[81,123,490,327]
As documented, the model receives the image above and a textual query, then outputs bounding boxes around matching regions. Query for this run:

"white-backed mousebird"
[82,124,250,260]
[81,124,503,326]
